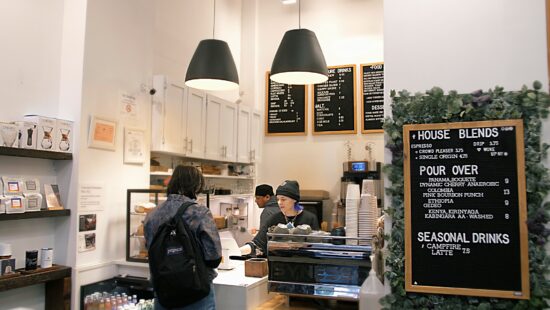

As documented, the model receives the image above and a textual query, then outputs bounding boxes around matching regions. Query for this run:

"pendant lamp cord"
[213,0,216,38]
[298,0,301,29]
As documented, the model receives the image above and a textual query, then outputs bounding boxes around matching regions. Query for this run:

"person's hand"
[239,244,252,255]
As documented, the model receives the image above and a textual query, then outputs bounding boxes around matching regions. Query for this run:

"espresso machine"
[340,160,383,207]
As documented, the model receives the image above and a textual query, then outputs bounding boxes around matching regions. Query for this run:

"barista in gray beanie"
[241,180,319,256]
[275,180,300,201]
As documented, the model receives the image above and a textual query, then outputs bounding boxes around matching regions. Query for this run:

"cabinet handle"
[223,145,227,157]
[183,137,188,152]
[189,139,193,153]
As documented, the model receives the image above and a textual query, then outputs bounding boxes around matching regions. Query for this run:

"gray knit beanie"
[276,180,300,201]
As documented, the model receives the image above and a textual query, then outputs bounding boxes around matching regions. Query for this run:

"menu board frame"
[265,71,308,136]
[361,62,384,133]
[404,119,529,299]
[312,64,357,135]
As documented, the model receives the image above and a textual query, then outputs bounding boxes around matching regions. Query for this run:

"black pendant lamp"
[185,0,239,91]
[270,0,328,85]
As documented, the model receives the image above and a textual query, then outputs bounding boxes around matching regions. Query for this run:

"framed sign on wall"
[312,64,357,135]
[265,71,308,136]
[404,119,529,299]
[361,62,384,133]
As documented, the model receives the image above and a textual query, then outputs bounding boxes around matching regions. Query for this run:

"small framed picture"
[88,116,117,151]
[124,127,146,164]
[79,214,97,232]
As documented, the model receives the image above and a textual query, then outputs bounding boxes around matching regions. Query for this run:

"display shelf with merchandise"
[0,146,72,160]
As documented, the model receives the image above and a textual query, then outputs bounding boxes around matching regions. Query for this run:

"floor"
[256,294,359,310]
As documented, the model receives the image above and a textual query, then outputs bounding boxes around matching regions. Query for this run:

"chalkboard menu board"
[313,65,356,134]
[361,63,384,133]
[404,120,529,299]
[265,72,307,136]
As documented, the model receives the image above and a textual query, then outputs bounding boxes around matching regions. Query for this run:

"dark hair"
[166,165,205,199]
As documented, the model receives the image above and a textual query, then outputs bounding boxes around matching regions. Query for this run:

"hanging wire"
[213,0,216,38]
[298,0,301,29]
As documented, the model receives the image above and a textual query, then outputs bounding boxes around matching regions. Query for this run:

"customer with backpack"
[144,165,222,309]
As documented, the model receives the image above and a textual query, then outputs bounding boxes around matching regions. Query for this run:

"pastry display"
[134,202,156,214]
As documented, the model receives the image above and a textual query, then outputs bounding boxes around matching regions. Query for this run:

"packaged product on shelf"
[54,119,73,153]
[5,195,26,214]
[23,115,57,151]
[0,196,6,214]
[23,178,41,193]
[14,121,38,149]
[24,193,43,212]
[0,258,16,275]
[2,177,23,195]
[0,122,19,148]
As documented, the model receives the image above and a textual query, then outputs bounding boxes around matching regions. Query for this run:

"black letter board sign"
[265,72,307,136]
[313,65,356,135]
[361,63,384,133]
[404,120,529,299]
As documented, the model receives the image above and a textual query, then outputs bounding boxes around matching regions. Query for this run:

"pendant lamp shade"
[185,39,239,91]
[270,29,328,85]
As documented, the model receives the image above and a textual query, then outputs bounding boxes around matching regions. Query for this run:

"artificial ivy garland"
[382,82,550,309]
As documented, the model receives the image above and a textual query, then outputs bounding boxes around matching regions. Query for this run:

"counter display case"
[267,234,372,301]
[126,189,166,263]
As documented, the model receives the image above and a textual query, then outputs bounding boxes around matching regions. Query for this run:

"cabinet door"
[185,88,207,159]
[204,96,223,160]
[220,101,238,162]
[236,105,251,163]
[151,75,186,154]
[250,110,262,163]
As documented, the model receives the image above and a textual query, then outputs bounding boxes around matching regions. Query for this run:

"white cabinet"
[250,110,262,163]
[185,88,207,159]
[151,75,262,164]
[205,95,237,162]
[151,75,187,154]
[237,105,251,163]
[220,101,238,162]
[151,75,206,159]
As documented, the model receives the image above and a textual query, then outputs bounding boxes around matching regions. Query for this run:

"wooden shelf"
[150,172,254,180]
[203,174,254,180]
[0,146,72,160]
[0,209,70,221]
[0,265,71,292]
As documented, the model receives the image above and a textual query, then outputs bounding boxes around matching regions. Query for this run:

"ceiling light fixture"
[270,0,328,85]
[185,0,239,91]
[281,0,297,4]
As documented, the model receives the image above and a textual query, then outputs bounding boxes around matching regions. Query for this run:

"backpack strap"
[174,201,196,220]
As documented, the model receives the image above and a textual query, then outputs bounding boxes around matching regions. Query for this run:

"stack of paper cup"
[345,184,360,245]
[358,194,378,246]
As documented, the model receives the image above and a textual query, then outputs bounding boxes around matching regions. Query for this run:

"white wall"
[153,0,243,103]
[0,1,74,308]
[0,0,64,119]
[254,0,384,202]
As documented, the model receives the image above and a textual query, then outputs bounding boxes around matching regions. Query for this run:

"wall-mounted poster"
[265,71,308,136]
[313,65,356,135]
[79,214,97,232]
[404,119,529,299]
[78,233,96,252]
[361,63,384,133]
[124,127,146,164]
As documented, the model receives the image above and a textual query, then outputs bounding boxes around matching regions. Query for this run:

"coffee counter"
[214,260,273,309]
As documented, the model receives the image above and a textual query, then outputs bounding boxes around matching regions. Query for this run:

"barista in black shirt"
[241,180,319,255]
